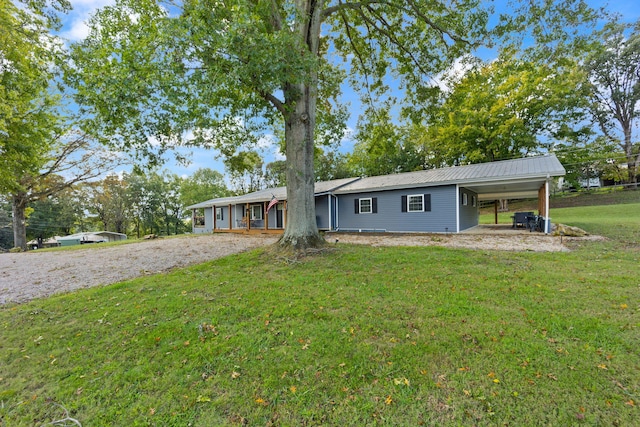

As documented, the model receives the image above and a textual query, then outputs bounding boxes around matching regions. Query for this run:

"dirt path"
[0,234,278,305]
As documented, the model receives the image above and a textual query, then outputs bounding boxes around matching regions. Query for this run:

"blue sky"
[57,1,638,180]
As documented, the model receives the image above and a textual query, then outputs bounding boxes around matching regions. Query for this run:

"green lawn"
[1,195,638,425]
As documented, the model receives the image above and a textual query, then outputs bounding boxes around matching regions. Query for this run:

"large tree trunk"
[624,128,638,187]
[278,1,325,251]
[280,85,324,250]
[11,193,28,251]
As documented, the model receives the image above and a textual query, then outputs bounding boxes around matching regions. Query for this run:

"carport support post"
[494,200,499,224]
[538,180,550,234]
[545,179,550,234]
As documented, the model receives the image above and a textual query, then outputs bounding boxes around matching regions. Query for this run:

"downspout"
[335,195,339,230]
[455,185,460,233]
[328,194,332,231]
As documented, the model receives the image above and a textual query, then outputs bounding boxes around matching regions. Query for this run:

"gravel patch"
[326,232,571,252]
[0,234,278,305]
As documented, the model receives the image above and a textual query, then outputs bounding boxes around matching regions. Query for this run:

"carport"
[462,155,565,233]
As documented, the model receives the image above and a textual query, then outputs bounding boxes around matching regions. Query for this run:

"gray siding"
[214,206,230,230]
[193,207,213,234]
[458,187,479,231]
[336,185,458,233]
[315,195,330,230]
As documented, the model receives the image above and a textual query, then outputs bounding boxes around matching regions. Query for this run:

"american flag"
[266,195,279,213]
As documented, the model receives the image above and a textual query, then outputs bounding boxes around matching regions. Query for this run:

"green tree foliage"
[424,56,591,165]
[1,0,65,249]
[347,107,426,176]
[584,19,640,185]
[224,150,265,194]
[0,0,66,195]
[264,161,287,188]
[0,197,13,250]
[180,168,230,209]
[88,174,130,234]
[315,149,352,182]
[25,187,83,245]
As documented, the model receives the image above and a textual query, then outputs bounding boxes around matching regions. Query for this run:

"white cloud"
[61,17,91,41]
[60,0,116,42]
[431,55,478,93]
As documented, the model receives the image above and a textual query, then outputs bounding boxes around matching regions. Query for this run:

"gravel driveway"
[1,230,574,305]
[0,234,278,305]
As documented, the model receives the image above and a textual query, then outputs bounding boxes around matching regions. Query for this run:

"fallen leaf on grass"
[393,377,410,386]
[597,364,608,370]
[625,400,635,407]
[231,371,241,379]
[196,395,211,403]
[385,395,393,405]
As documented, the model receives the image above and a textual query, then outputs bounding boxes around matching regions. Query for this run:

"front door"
[276,203,283,228]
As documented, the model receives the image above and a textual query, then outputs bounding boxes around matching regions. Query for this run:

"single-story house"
[57,231,128,246]
[186,155,566,235]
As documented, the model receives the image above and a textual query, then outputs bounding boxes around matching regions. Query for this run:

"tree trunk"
[624,127,638,188]
[280,86,324,251]
[11,193,28,251]
[278,1,325,251]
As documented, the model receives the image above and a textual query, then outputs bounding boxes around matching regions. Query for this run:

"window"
[216,207,223,221]
[354,197,377,214]
[472,195,477,207]
[408,194,424,212]
[193,208,205,227]
[250,204,263,220]
[462,193,468,206]
[402,194,431,212]
[359,198,372,214]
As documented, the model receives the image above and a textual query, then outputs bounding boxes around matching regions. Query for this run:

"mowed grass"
[1,196,639,425]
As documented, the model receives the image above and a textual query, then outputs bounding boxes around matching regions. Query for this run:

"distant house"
[187,155,566,234]
[56,231,128,247]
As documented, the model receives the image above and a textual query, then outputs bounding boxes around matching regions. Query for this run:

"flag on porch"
[266,195,279,214]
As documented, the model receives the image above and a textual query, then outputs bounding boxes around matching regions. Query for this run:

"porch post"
[213,205,216,231]
[494,200,499,224]
[264,201,269,231]
[228,204,232,229]
[246,203,250,230]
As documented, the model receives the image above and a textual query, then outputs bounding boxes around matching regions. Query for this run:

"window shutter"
[354,198,359,214]
[372,197,378,214]
[424,194,431,212]
[220,209,224,220]
[401,195,407,212]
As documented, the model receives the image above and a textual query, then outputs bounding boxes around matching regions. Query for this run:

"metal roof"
[334,155,565,195]
[185,177,360,209]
